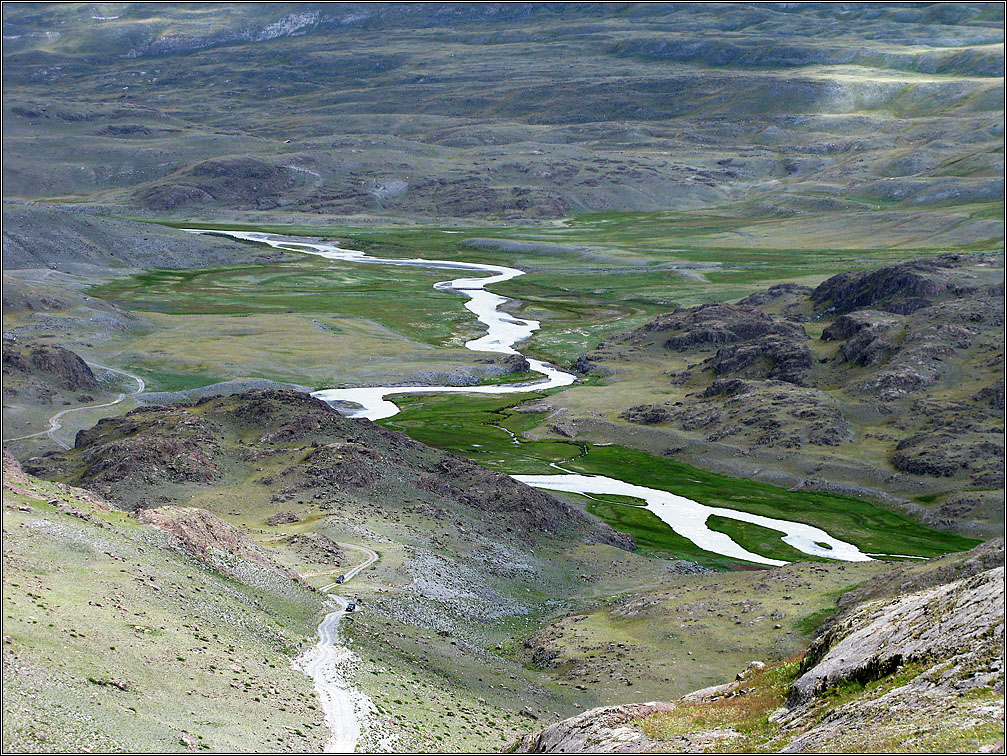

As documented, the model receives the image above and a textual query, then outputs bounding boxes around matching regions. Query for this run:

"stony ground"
[533,253,1005,536]
[513,540,1005,753]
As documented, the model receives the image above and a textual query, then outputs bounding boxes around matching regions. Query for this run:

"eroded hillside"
[2,3,1002,224]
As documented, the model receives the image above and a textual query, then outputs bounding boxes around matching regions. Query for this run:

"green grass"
[385,392,979,564]
[80,219,986,566]
[706,515,824,564]
[794,606,840,634]
[640,659,801,748]
[567,444,979,558]
[88,255,477,347]
[584,499,742,568]
[1,474,328,752]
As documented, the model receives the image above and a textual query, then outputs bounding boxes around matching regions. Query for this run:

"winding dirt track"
[5,361,146,449]
[298,542,380,753]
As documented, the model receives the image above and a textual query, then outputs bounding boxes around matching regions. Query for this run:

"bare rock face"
[514,542,1004,753]
[788,565,1004,705]
[706,332,813,385]
[512,702,676,753]
[773,563,1005,753]
[138,506,292,577]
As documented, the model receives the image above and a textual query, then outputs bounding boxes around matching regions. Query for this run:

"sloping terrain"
[544,253,1004,535]
[513,539,1005,753]
[2,204,287,274]
[2,338,133,449]
[2,3,1002,225]
[21,388,631,551]
[1,453,329,752]
[3,339,99,405]
[18,389,681,750]
[0,5,1002,752]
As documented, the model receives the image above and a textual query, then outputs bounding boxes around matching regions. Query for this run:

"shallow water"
[190,228,870,565]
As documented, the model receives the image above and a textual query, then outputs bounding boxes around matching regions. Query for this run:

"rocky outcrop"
[612,302,813,385]
[27,345,98,391]
[633,302,798,351]
[624,381,852,449]
[737,283,812,307]
[24,406,222,503]
[587,253,1003,531]
[821,310,901,366]
[707,332,812,385]
[890,431,1004,485]
[619,404,671,425]
[789,565,1004,704]
[499,354,531,374]
[811,254,974,315]
[2,339,98,393]
[138,506,291,576]
[512,702,676,753]
[514,543,1005,753]
[824,539,1004,628]
[23,389,633,551]
[430,453,636,550]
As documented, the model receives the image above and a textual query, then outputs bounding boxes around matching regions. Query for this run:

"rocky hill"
[513,539,1005,753]
[12,389,688,750]
[23,388,633,552]
[568,253,1004,535]
[2,338,120,444]
[2,204,288,274]
[3,339,98,401]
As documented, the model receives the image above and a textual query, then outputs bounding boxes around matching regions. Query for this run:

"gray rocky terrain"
[2,204,287,274]
[514,540,1005,753]
[573,253,1005,535]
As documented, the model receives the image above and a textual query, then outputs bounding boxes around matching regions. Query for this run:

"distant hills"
[3,2,1002,219]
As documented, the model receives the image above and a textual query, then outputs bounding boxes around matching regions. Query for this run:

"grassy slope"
[42,216,981,568]
[519,559,892,704]
[1,467,327,753]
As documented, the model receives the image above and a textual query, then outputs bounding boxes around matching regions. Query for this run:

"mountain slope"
[1,453,329,752]
[514,539,1005,753]
[550,252,1005,535]
[3,3,1002,221]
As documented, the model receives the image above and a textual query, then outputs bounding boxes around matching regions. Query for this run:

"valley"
[2,2,1003,753]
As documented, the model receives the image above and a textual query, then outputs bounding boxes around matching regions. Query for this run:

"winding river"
[193,229,870,567]
[187,228,872,751]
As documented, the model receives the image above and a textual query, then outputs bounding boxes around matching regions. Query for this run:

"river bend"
[191,229,870,566]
